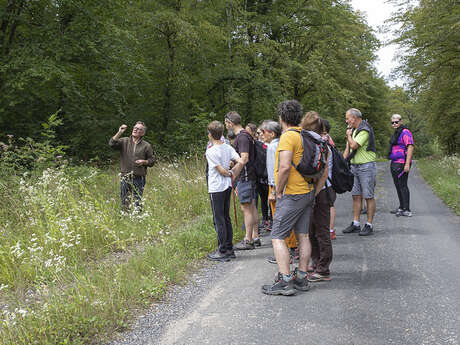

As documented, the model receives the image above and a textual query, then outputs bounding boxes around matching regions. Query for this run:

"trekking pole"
[232,185,238,228]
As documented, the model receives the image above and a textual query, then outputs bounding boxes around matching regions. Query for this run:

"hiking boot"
[293,268,310,291]
[207,250,230,262]
[343,222,360,233]
[330,229,337,240]
[225,250,236,259]
[359,224,374,236]
[261,273,296,296]
[390,208,403,214]
[234,239,255,250]
[253,238,262,247]
[396,210,412,217]
[308,272,331,282]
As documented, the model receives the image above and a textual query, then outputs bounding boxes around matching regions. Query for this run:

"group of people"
[109,100,414,296]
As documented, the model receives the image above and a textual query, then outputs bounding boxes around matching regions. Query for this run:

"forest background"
[1,0,458,163]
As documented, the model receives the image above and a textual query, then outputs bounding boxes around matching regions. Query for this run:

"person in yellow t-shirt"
[262,100,325,296]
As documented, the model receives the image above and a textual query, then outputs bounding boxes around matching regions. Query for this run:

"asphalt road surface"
[110,162,460,345]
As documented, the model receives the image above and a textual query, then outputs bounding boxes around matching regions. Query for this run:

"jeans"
[209,187,234,253]
[390,162,410,211]
[120,174,146,211]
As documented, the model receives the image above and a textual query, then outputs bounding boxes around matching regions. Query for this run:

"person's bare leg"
[272,239,290,275]
[352,195,362,222]
[251,202,259,239]
[240,203,255,241]
[366,198,376,224]
[296,233,311,272]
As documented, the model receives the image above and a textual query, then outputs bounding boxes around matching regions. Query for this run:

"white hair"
[391,114,402,121]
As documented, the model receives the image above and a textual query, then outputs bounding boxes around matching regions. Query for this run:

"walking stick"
[232,185,238,228]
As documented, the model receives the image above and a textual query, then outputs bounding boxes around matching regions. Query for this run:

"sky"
[350,0,403,87]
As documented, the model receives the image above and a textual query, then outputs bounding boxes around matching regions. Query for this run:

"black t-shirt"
[234,129,256,181]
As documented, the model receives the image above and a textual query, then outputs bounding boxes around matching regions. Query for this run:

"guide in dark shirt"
[234,129,256,181]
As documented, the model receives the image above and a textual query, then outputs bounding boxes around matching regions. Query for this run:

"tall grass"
[0,155,237,344]
[417,155,460,215]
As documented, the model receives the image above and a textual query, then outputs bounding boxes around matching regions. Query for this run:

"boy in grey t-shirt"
[205,121,243,261]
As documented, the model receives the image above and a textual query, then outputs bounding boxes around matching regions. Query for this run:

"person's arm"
[216,165,232,177]
[343,141,350,159]
[109,125,127,149]
[136,144,156,167]
[404,145,414,172]
[346,128,360,151]
[275,150,292,199]
[314,155,329,196]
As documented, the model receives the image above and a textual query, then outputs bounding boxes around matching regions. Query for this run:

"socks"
[330,229,335,233]
[353,220,360,227]
[282,273,292,282]
[296,270,307,279]
[366,222,373,228]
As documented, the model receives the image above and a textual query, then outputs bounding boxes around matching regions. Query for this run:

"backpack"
[328,144,354,194]
[254,140,268,180]
[288,129,328,180]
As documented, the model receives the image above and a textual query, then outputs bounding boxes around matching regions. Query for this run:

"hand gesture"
[119,124,127,133]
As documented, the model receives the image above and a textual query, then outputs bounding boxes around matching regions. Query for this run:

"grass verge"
[0,155,242,344]
[417,155,460,216]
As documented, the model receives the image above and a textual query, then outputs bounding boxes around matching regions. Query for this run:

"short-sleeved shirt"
[206,143,240,193]
[234,130,256,181]
[275,127,314,195]
[350,130,376,164]
[390,128,414,164]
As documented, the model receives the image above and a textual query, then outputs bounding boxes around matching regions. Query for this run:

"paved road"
[111,162,460,345]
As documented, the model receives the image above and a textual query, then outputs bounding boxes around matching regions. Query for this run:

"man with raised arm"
[109,121,155,211]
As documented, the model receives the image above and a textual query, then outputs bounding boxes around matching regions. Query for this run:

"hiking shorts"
[351,162,377,199]
[271,192,314,240]
[236,180,257,204]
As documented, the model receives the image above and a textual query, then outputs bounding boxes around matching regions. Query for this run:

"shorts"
[236,179,257,204]
[271,192,314,240]
[351,162,377,199]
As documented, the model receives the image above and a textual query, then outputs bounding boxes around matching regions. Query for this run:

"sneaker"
[308,272,331,282]
[267,255,293,264]
[359,224,374,236]
[225,250,236,259]
[330,229,336,240]
[343,222,360,233]
[261,273,296,296]
[293,268,310,291]
[253,238,262,247]
[234,239,255,250]
[396,210,412,217]
[390,208,403,214]
[267,255,277,264]
[207,250,230,262]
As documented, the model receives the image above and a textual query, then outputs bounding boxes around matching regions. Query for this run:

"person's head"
[207,120,225,141]
[261,121,281,143]
[301,111,324,134]
[227,129,236,146]
[224,111,241,130]
[391,114,403,129]
[345,108,362,129]
[277,100,303,129]
[132,121,146,138]
[321,118,331,134]
[245,123,257,138]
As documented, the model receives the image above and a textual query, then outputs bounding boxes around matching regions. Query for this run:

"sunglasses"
[391,121,400,125]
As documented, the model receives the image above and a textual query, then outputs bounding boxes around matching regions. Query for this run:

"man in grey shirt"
[109,121,155,211]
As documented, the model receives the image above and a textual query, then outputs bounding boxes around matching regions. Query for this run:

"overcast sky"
[350,0,403,87]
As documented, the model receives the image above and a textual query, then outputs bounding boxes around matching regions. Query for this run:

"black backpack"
[254,140,268,180]
[288,129,328,180]
[328,144,354,194]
